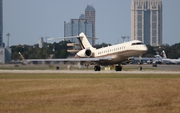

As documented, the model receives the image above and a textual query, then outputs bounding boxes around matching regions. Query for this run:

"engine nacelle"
[128,57,134,61]
[76,49,93,58]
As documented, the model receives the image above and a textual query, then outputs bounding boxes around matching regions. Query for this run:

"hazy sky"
[3,0,180,46]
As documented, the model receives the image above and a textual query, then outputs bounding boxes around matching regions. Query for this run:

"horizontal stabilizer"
[48,36,83,41]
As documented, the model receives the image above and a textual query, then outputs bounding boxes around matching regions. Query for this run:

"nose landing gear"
[138,55,143,71]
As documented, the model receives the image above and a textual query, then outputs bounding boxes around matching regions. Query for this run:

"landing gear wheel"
[94,66,101,71]
[94,66,98,71]
[115,66,122,71]
[119,66,122,71]
[98,66,101,71]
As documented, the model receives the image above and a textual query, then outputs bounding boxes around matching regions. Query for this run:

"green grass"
[1,73,180,113]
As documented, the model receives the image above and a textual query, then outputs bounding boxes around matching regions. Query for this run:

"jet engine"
[128,57,134,61]
[123,57,134,64]
[76,49,93,58]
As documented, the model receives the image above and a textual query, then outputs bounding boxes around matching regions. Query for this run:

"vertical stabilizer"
[78,32,96,50]
[162,50,167,58]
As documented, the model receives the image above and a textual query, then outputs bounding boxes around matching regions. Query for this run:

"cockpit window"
[131,42,144,45]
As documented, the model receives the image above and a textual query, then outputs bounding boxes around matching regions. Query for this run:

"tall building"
[64,18,93,44]
[85,5,96,45]
[131,0,162,46]
[0,0,3,47]
[39,37,44,48]
[64,5,96,46]
[0,48,11,63]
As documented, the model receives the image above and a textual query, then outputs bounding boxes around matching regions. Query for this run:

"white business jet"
[19,32,148,71]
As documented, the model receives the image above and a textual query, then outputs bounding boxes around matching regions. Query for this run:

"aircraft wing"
[19,52,112,63]
[25,57,112,62]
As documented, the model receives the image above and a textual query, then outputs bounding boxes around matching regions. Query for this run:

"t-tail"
[48,32,96,51]
[78,32,96,50]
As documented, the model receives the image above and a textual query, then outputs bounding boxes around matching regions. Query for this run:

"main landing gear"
[94,65,101,71]
[115,64,122,71]
[94,64,122,71]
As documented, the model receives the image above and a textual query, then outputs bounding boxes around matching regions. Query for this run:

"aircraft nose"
[143,45,148,52]
[138,45,148,53]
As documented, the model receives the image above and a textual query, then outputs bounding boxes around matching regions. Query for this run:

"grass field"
[0,73,180,113]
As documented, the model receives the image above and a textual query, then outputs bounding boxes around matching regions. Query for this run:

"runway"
[0,69,180,74]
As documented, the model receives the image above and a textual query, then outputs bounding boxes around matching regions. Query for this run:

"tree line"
[11,41,70,60]
[144,43,180,59]
[11,41,180,60]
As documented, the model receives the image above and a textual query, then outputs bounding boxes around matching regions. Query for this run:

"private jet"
[19,32,148,71]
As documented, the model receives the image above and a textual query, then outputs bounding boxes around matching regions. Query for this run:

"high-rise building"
[131,0,162,46]
[64,5,96,46]
[64,19,93,44]
[0,0,3,47]
[39,37,44,48]
[0,0,12,63]
[85,5,96,45]
[64,18,93,52]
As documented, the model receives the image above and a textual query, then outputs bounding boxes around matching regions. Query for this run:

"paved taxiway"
[0,70,180,74]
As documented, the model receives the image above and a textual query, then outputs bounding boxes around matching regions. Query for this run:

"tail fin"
[78,32,96,50]
[162,50,167,58]
[18,52,25,60]
[18,52,28,64]
[48,32,96,51]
